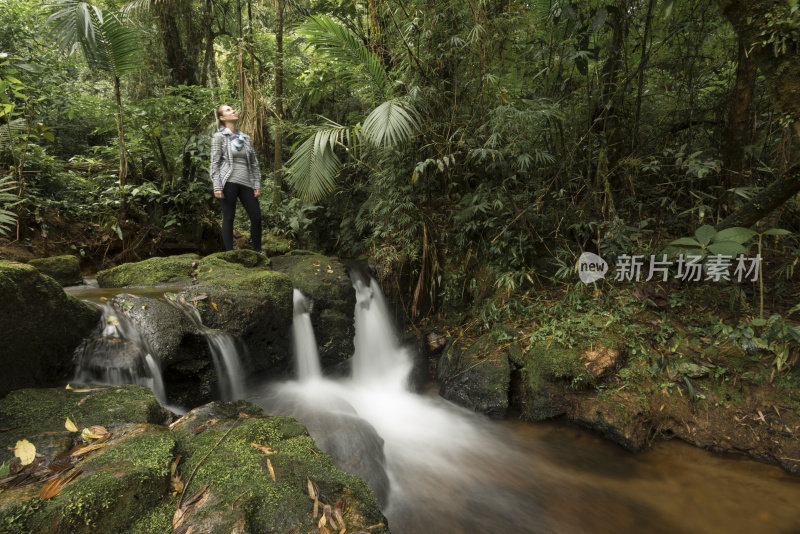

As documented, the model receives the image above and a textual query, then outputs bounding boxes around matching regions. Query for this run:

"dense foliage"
[1,0,799,334]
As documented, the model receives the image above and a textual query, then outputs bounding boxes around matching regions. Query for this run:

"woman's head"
[216,104,239,129]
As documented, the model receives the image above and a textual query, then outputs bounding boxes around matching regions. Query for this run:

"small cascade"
[351,277,413,388]
[206,333,246,401]
[167,299,247,401]
[74,303,166,403]
[292,289,322,381]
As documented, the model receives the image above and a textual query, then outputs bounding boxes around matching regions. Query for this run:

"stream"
[67,279,800,534]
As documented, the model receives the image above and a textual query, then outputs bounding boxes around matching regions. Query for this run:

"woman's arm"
[247,137,262,192]
[209,133,224,191]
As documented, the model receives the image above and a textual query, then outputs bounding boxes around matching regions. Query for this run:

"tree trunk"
[113,75,128,229]
[631,0,656,151]
[155,2,196,86]
[273,0,284,207]
[716,0,800,227]
[722,37,757,186]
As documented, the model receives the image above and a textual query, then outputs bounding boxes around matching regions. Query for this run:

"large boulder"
[109,295,215,408]
[0,262,100,394]
[271,253,356,370]
[437,334,511,419]
[0,390,390,534]
[169,401,390,534]
[28,255,82,286]
[96,253,201,287]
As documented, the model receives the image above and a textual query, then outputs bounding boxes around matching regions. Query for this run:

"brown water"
[458,418,800,534]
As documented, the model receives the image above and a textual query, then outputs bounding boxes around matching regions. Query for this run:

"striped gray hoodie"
[209,129,261,191]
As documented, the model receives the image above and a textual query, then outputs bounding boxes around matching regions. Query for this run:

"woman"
[209,104,264,254]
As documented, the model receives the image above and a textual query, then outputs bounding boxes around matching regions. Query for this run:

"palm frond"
[0,175,21,237]
[299,15,390,98]
[286,125,352,203]
[44,1,103,54]
[0,119,26,152]
[362,98,420,148]
[88,13,142,76]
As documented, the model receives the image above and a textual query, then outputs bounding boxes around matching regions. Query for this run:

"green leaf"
[714,227,756,244]
[694,225,716,246]
[763,228,791,236]
[751,318,767,327]
[669,237,702,248]
[707,241,745,256]
[362,98,419,148]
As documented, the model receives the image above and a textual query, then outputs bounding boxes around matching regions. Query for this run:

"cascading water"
[74,303,167,404]
[253,275,567,533]
[292,289,322,381]
[168,299,247,402]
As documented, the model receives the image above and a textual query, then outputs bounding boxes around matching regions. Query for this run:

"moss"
[0,386,167,463]
[0,262,99,394]
[129,501,174,534]
[96,253,201,287]
[28,255,82,286]
[204,249,269,269]
[524,343,590,390]
[172,416,387,533]
[261,233,292,256]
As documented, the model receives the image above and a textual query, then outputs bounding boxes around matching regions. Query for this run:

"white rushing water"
[206,332,246,401]
[74,303,167,404]
[292,289,322,381]
[253,275,560,533]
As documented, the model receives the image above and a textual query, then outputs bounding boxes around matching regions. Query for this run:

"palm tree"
[45,1,142,192]
[285,15,420,203]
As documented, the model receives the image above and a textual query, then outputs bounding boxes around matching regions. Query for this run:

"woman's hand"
[214,190,224,199]
[253,189,260,198]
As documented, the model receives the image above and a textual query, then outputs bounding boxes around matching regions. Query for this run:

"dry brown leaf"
[366,524,385,530]
[88,425,108,436]
[238,412,254,419]
[339,528,346,534]
[250,443,275,455]
[39,478,65,499]
[334,509,345,530]
[313,496,319,519]
[318,514,327,528]
[211,302,219,311]
[324,505,337,529]
[181,483,210,509]
[319,526,331,534]
[266,458,276,482]
[70,442,107,457]
[307,478,317,500]
[170,455,184,494]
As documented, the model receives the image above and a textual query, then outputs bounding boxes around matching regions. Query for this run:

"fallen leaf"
[39,477,65,499]
[88,425,108,436]
[14,440,36,466]
[64,418,78,433]
[211,302,219,312]
[324,505,337,529]
[65,384,73,390]
[266,458,276,482]
[307,478,317,500]
[238,412,253,419]
[170,455,184,494]
[326,269,334,274]
[71,443,107,457]
[250,443,275,455]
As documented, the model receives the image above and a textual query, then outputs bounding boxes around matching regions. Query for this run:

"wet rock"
[27,255,82,286]
[96,253,201,287]
[110,295,215,407]
[170,401,390,534]
[271,253,356,369]
[0,423,176,534]
[0,385,169,464]
[580,342,622,379]
[437,334,511,419]
[0,261,100,394]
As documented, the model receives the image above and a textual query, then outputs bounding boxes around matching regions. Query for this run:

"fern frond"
[286,125,352,202]
[362,98,420,148]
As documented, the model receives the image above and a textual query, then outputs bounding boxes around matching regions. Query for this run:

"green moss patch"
[96,253,201,287]
[28,255,82,286]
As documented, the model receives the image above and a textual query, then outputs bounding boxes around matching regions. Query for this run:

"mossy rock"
[0,385,169,464]
[270,254,356,370]
[170,402,390,533]
[203,249,270,269]
[0,262,100,394]
[28,255,82,286]
[96,253,201,287]
[0,424,176,534]
[437,334,511,418]
[180,271,294,375]
[261,233,292,256]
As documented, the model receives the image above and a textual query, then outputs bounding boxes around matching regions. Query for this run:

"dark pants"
[219,182,262,251]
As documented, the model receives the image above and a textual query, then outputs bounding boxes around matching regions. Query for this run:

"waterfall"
[292,289,322,381]
[206,333,246,401]
[74,303,166,404]
[253,274,547,533]
[168,299,247,402]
